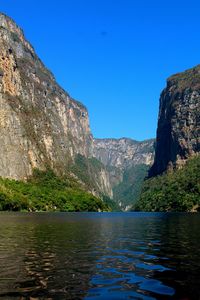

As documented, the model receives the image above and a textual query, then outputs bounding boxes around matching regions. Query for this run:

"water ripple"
[0,212,199,299]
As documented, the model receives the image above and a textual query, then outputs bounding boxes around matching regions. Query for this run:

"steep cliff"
[149,66,200,176]
[0,13,112,198]
[92,138,155,209]
[136,66,200,212]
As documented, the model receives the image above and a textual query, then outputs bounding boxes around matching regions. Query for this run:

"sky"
[1,0,200,141]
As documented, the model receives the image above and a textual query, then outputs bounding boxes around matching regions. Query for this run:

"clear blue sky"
[1,0,200,140]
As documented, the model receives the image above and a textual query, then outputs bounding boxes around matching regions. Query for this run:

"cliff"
[92,138,155,209]
[149,66,200,176]
[0,13,112,198]
[93,138,154,171]
[136,66,200,212]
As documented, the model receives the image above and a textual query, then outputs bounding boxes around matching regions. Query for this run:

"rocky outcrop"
[0,13,112,197]
[149,66,200,177]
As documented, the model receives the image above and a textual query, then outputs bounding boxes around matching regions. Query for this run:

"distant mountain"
[92,138,155,210]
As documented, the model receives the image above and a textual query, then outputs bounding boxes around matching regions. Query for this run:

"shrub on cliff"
[134,155,200,212]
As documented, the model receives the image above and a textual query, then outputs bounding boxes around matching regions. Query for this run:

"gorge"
[0,12,199,212]
[1,5,200,300]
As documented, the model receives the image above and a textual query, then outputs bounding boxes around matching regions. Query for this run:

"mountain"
[136,66,200,212]
[149,66,200,177]
[92,138,155,210]
[93,138,154,173]
[0,13,113,201]
[0,13,155,211]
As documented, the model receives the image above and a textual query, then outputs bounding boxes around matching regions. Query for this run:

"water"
[0,212,199,300]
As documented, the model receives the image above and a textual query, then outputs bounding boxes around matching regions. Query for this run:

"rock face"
[0,13,112,197]
[93,138,154,170]
[149,66,200,177]
[92,138,155,209]
[0,13,155,206]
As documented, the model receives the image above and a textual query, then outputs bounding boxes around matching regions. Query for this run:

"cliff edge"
[149,65,200,177]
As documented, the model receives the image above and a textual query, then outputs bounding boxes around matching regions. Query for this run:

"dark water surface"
[0,212,199,300]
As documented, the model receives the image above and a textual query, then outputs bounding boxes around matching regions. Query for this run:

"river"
[0,212,199,299]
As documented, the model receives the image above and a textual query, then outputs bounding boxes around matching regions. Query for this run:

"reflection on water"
[0,212,199,299]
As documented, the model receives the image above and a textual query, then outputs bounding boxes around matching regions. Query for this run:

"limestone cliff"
[93,138,154,170]
[0,13,112,197]
[149,66,200,177]
[92,138,155,209]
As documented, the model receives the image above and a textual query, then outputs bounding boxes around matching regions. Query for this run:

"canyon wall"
[0,13,112,197]
[149,66,200,177]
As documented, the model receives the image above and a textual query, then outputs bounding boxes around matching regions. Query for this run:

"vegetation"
[71,154,119,210]
[0,169,109,212]
[71,154,103,190]
[134,155,200,212]
[169,65,200,92]
[102,195,121,212]
[72,154,106,192]
[113,164,149,210]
